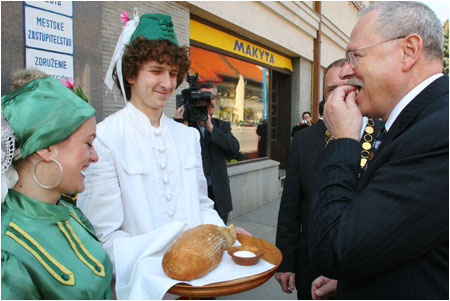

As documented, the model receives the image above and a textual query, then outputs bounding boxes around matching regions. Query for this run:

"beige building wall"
[299,57,313,119]
[322,1,362,37]
[320,1,370,67]
[321,33,348,71]
[321,13,350,68]
[187,1,319,61]
[303,1,315,10]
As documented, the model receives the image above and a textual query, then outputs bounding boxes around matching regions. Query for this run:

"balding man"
[309,2,448,299]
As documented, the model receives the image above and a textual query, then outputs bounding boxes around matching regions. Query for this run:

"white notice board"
[26,48,74,82]
[25,5,73,55]
[25,1,73,17]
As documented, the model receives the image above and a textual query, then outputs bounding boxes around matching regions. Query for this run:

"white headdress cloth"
[104,8,140,104]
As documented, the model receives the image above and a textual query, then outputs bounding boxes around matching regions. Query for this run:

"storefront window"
[190,46,269,161]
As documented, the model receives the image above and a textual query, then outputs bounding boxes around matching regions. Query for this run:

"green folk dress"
[1,189,113,299]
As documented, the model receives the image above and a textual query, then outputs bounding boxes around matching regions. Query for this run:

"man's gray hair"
[360,1,443,60]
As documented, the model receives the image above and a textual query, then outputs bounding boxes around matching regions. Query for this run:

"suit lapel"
[312,119,327,150]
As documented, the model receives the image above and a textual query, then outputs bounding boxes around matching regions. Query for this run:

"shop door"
[270,71,291,169]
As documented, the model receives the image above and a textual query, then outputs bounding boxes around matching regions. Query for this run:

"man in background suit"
[309,2,448,299]
[291,111,313,138]
[176,82,240,224]
[275,58,383,299]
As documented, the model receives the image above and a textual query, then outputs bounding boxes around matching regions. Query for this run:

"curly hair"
[113,37,190,100]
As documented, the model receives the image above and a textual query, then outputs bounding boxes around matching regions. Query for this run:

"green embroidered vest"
[1,189,113,300]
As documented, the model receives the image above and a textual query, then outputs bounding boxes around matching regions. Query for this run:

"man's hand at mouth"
[323,85,363,142]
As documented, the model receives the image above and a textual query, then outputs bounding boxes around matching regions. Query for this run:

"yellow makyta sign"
[190,19,293,72]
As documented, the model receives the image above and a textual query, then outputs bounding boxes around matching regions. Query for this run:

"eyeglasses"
[346,36,405,69]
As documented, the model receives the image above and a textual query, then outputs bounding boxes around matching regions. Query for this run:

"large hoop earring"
[33,157,63,189]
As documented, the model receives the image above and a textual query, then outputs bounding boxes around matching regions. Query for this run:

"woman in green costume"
[1,72,113,299]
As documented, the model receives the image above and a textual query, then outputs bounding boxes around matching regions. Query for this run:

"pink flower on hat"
[61,78,75,90]
[120,10,129,27]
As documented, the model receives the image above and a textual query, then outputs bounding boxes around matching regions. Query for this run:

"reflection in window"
[190,46,269,161]
[271,91,278,142]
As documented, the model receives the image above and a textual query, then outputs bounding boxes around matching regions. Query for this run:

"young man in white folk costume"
[77,9,249,299]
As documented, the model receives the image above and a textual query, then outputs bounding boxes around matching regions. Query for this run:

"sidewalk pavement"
[217,197,298,300]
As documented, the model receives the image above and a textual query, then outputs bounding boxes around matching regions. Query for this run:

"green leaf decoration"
[75,86,89,103]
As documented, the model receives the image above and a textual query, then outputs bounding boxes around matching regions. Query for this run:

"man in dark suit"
[275,58,384,299]
[175,82,240,224]
[309,2,448,299]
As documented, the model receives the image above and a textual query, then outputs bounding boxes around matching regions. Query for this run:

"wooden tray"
[168,233,282,298]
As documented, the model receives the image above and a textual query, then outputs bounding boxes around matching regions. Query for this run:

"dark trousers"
[207,185,228,224]
[295,250,320,300]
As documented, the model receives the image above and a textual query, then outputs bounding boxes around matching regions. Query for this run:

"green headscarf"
[1,77,96,159]
[130,13,179,45]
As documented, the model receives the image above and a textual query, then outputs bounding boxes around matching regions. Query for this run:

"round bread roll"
[162,224,236,280]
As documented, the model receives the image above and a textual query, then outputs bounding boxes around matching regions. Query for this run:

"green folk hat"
[104,11,180,102]
[1,77,96,159]
[130,13,179,45]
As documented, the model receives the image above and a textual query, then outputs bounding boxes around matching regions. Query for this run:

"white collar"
[360,116,368,138]
[384,73,443,131]
[126,102,167,132]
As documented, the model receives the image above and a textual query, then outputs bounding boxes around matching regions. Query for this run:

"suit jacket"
[291,123,310,137]
[191,118,240,219]
[309,75,449,299]
[276,118,383,299]
[276,119,327,298]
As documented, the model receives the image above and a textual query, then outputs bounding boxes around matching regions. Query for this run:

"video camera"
[176,73,212,122]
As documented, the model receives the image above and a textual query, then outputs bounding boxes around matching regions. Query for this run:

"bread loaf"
[162,224,236,280]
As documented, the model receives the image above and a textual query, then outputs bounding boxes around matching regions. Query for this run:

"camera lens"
[189,106,208,121]
[191,108,203,120]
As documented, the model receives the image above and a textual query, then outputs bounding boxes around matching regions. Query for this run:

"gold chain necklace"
[324,118,376,177]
